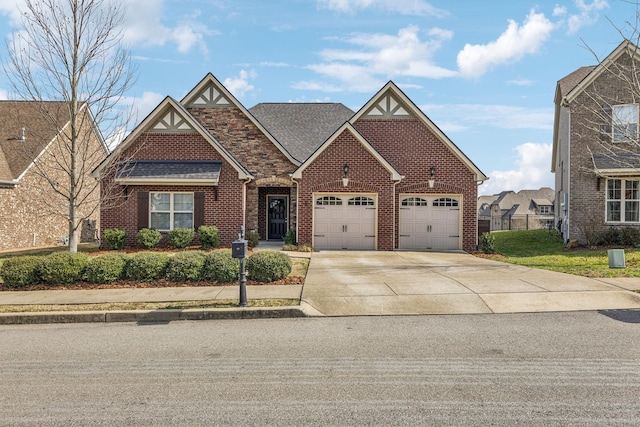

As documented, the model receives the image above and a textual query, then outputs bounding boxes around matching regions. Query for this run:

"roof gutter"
[0,179,19,188]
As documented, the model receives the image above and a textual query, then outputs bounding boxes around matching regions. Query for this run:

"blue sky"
[0,0,636,195]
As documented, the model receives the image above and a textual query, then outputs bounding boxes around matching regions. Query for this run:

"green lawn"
[488,230,640,278]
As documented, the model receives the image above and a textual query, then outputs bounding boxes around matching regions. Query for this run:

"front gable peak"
[363,92,414,118]
[185,83,232,108]
[149,107,196,132]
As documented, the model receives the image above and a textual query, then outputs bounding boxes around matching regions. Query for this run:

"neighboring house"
[95,74,487,251]
[553,40,640,243]
[477,188,555,231]
[0,101,104,250]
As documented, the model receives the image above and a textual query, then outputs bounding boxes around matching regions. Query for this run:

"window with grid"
[348,196,374,206]
[150,192,194,230]
[401,197,428,206]
[612,104,638,143]
[607,179,639,223]
[433,198,458,207]
[316,196,342,206]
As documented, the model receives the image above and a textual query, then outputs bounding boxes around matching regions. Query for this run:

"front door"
[267,195,288,240]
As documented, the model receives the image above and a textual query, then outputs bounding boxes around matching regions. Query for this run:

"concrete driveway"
[301,251,640,316]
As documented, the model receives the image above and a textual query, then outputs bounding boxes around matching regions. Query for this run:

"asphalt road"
[1,311,639,426]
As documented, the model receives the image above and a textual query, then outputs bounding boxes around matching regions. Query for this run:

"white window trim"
[606,178,640,224]
[150,192,194,231]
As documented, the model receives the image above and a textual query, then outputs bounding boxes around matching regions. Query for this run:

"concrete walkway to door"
[301,251,640,316]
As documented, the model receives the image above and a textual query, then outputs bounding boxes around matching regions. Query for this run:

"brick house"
[96,74,487,250]
[553,41,640,243]
[478,188,554,232]
[0,101,104,250]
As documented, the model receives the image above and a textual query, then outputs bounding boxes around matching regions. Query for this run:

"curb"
[0,306,308,325]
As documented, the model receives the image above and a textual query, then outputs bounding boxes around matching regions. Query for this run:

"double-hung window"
[612,104,638,143]
[150,192,194,230]
[606,179,640,223]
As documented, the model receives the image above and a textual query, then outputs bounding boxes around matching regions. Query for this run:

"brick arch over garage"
[310,180,382,193]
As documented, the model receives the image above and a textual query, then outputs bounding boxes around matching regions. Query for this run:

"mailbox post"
[231,226,248,307]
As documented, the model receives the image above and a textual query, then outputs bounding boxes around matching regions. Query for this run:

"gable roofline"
[91,96,252,180]
[15,102,100,182]
[181,73,301,166]
[563,40,640,105]
[350,81,488,182]
[552,41,639,172]
[291,121,402,181]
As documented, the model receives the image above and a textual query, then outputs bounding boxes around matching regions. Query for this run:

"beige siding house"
[0,101,105,250]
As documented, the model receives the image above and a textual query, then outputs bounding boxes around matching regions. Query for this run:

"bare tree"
[3,0,136,252]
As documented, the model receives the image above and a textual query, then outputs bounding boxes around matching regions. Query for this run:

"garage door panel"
[398,196,460,250]
[314,194,376,250]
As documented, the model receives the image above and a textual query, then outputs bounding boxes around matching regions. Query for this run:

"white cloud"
[0,0,214,54]
[317,0,448,17]
[122,0,215,54]
[0,0,25,24]
[507,78,535,86]
[566,0,608,34]
[300,25,456,93]
[456,10,554,78]
[224,70,257,99]
[421,103,553,131]
[479,143,554,195]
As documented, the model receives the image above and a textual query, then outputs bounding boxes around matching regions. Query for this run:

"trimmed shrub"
[479,232,496,254]
[84,253,128,284]
[598,227,621,246]
[283,243,313,252]
[169,228,194,249]
[166,251,206,281]
[198,225,220,250]
[245,230,260,248]
[39,252,90,285]
[125,252,169,281]
[103,228,126,250]
[620,227,640,246]
[283,229,296,245]
[137,228,162,249]
[0,255,42,288]
[203,249,239,283]
[246,250,291,282]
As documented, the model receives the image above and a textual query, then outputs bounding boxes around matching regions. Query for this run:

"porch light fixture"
[343,163,349,187]
[428,166,435,188]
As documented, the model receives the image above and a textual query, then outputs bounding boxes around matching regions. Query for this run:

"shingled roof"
[0,101,70,182]
[557,66,596,98]
[249,103,354,162]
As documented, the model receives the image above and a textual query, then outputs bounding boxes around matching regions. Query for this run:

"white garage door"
[399,196,460,250]
[313,195,376,250]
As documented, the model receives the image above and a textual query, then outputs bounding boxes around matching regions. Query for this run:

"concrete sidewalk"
[1,249,639,323]
[301,251,640,316]
[0,285,305,324]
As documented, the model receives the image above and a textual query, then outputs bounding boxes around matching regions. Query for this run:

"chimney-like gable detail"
[186,83,231,108]
[149,108,195,132]
[363,93,413,118]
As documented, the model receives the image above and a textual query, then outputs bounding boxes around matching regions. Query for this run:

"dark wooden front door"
[267,196,288,240]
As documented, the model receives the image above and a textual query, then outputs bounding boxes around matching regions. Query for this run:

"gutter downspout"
[392,176,403,250]
[290,175,299,245]
[242,177,252,233]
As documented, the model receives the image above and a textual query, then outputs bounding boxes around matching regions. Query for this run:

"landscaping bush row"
[0,250,291,288]
[103,226,221,250]
[593,227,640,247]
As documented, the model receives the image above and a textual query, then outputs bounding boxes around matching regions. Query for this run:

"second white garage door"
[313,194,376,250]
[399,195,460,250]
